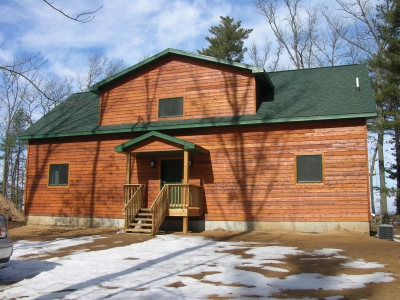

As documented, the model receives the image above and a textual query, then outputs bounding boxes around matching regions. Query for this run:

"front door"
[161,160,183,208]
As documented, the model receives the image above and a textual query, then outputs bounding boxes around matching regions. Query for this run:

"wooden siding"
[25,119,370,222]
[99,55,255,126]
[129,137,184,154]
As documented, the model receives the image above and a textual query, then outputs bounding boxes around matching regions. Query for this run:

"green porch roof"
[115,131,209,156]
[19,58,376,140]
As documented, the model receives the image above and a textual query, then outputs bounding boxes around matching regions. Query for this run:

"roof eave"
[19,112,376,141]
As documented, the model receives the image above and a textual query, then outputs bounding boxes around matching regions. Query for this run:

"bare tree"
[0,66,30,198]
[253,0,352,69]
[254,0,321,69]
[332,0,381,58]
[76,52,127,92]
[137,53,151,63]
[314,11,350,66]
[24,75,74,125]
[0,1,102,101]
[0,0,102,205]
[248,37,283,71]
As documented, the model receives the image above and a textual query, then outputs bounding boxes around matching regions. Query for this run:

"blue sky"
[0,0,340,77]
[0,0,268,77]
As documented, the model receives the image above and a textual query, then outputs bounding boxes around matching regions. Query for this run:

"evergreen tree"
[377,0,400,215]
[198,16,253,62]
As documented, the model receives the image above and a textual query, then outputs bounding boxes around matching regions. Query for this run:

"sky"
[0,0,337,78]
[0,234,397,299]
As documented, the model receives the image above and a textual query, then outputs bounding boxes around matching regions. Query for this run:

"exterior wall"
[142,119,370,223]
[99,55,255,126]
[25,135,130,220]
[25,118,370,229]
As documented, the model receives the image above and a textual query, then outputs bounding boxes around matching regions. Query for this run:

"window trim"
[157,96,184,119]
[48,163,70,188]
[294,153,324,185]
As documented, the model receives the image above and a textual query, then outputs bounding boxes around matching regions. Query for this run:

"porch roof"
[114,131,209,156]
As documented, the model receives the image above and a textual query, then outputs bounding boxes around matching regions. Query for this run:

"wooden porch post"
[183,150,189,184]
[126,153,131,184]
[183,150,189,234]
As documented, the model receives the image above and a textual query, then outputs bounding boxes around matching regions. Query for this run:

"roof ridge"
[269,63,366,74]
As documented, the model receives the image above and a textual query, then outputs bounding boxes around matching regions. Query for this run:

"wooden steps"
[125,208,154,234]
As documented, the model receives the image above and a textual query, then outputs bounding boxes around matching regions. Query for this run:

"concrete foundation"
[26,215,125,228]
[161,220,371,234]
[26,215,370,234]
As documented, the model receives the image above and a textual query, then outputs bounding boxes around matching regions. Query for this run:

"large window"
[158,97,183,118]
[48,164,69,186]
[296,154,323,183]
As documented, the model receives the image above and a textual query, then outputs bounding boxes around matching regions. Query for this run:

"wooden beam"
[183,150,189,184]
[126,153,131,184]
[183,216,188,234]
[183,150,189,234]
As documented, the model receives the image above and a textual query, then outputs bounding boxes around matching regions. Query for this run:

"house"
[19,49,377,234]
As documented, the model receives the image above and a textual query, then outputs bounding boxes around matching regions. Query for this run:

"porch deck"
[122,184,204,235]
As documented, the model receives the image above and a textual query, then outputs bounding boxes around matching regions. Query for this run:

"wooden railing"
[122,184,144,229]
[167,184,204,211]
[188,184,204,215]
[148,184,204,235]
[149,185,169,235]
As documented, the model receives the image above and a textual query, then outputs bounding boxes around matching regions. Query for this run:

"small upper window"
[158,97,183,118]
[49,164,69,186]
[296,154,323,183]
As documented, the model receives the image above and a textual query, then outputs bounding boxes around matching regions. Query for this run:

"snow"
[11,236,102,259]
[0,235,394,299]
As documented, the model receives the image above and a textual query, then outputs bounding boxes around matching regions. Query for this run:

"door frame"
[160,159,183,189]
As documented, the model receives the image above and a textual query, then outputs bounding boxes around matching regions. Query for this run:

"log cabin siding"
[99,55,256,126]
[24,118,369,223]
[129,138,184,153]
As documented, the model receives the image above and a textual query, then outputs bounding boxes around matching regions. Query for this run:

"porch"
[115,131,209,235]
[122,183,204,235]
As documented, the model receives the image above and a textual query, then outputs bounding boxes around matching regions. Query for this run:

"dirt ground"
[7,223,400,300]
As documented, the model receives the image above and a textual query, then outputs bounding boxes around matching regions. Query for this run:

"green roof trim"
[19,112,376,140]
[114,131,209,155]
[89,48,273,92]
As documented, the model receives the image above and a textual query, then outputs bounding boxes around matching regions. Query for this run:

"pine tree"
[198,16,253,62]
[380,0,400,215]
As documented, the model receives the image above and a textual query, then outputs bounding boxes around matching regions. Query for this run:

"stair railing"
[122,184,144,230]
[149,185,169,235]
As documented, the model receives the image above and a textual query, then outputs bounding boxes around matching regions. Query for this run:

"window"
[296,154,323,183]
[48,164,69,186]
[158,97,183,118]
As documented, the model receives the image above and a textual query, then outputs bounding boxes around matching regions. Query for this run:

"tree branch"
[42,0,103,23]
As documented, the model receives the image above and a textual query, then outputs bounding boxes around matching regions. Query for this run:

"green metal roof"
[89,48,273,93]
[19,54,376,140]
[115,131,209,155]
